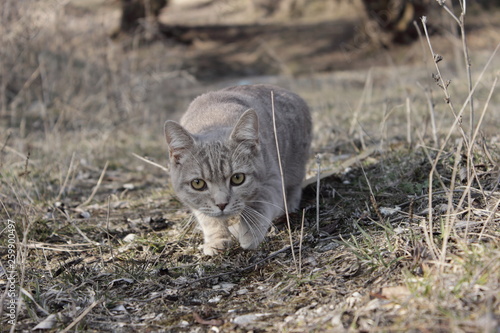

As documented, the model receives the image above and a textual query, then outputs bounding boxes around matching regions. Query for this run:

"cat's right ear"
[230,109,259,146]
[164,121,194,164]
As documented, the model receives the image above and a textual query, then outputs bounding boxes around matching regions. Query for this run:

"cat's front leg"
[231,197,282,250]
[194,211,232,255]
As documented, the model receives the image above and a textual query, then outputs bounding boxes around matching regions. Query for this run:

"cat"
[164,84,312,255]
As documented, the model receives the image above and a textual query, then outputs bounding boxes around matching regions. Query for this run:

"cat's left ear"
[230,109,259,146]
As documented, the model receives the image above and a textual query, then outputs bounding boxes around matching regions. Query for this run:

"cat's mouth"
[205,210,240,219]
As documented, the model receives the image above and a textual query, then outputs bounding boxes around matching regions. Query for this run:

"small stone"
[394,227,405,234]
[317,242,339,252]
[236,288,248,295]
[232,313,271,326]
[123,234,137,242]
[208,295,222,303]
[123,183,135,190]
[79,211,91,219]
[379,206,401,216]
[220,282,236,291]
[111,304,127,312]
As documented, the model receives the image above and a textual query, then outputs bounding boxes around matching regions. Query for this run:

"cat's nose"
[216,203,228,211]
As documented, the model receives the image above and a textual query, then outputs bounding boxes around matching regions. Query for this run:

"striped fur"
[164,84,312,255]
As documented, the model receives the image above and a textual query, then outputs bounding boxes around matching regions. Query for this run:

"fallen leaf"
[108,278,134,288]
[379,286,412,300]
[192,312,224,326]
[33,314,58,330]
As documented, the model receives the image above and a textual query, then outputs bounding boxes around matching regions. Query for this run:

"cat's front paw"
[230,224,264,250]
[239,238,261,250]
[203,238,232,256]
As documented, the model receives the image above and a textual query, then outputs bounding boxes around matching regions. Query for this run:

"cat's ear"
[164,121,194,164]
[230,109,259,146]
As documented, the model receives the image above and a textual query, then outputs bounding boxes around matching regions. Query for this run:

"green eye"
[230,173,245,186]
[191,179,207,191]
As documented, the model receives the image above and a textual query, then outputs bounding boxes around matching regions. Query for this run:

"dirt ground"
[1,0,500,332]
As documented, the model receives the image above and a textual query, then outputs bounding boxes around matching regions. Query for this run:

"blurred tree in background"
[361,0,429,44]
[112,0,167,37]
[113,0,499,44]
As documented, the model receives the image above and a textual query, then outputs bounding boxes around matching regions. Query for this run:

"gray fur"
[164,84,312,255]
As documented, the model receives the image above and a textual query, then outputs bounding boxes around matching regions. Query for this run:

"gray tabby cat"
[164,84,312,255]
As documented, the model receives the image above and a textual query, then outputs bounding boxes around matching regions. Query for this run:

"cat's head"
[164,110,263,218]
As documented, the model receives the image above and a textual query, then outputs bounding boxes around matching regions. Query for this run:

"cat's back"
[180,84,311,139]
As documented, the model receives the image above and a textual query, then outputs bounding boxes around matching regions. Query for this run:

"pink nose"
[217,203,228,211]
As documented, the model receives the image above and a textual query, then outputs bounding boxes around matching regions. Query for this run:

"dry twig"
[271,90,297,272]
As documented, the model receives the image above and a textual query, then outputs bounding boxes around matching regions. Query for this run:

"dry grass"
[1,0,499,332]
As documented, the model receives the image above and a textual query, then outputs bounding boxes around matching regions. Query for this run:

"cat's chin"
[202,210,239,219]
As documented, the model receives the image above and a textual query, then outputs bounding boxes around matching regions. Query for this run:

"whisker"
[247,200,285,212]
[244,206,273,224]
[241,207,275,240]
[247,207,279,235]
[240,209,259,232]
[240,210,265,241]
